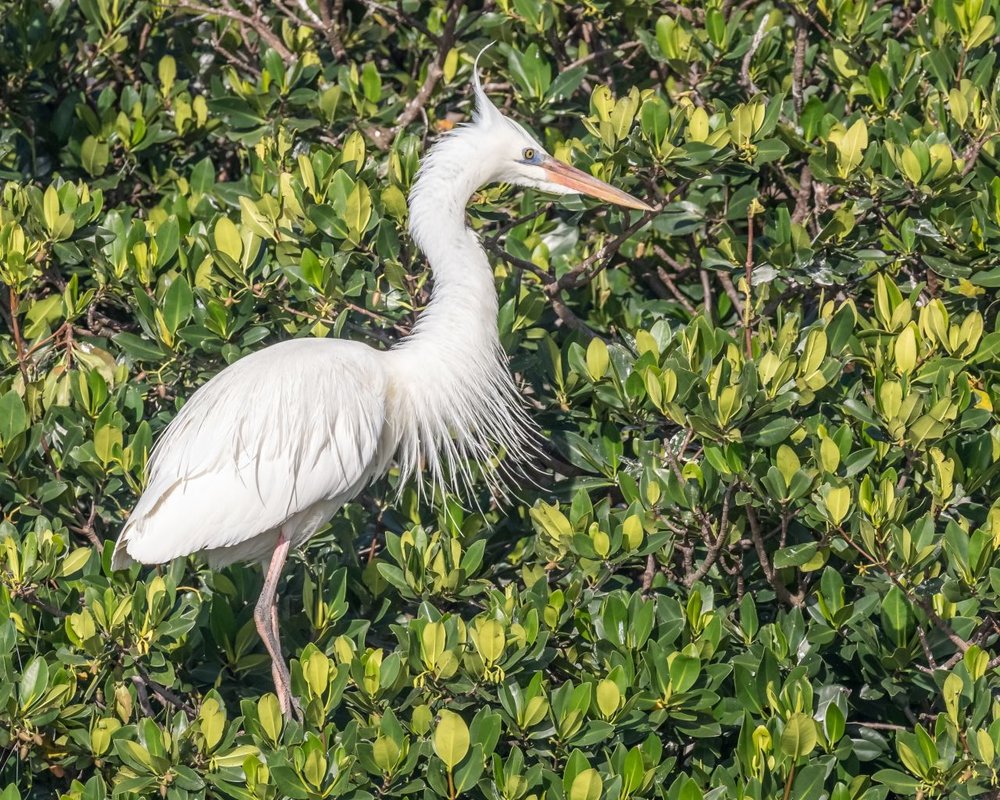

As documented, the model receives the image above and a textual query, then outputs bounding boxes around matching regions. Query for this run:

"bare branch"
[740,16,768,96]
[391,0,463,137]
[747,505,803,607]
[174,0,296,62]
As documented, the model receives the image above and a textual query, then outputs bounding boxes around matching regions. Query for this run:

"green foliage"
[2,0,1000,798]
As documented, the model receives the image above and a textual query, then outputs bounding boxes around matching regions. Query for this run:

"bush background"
[3,0,1000,797]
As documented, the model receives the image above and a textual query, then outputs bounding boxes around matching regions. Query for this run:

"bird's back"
[113,338,393,568]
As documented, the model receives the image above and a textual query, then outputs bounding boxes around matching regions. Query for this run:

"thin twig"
[133,663,196,719]
[699,269,713,321]
[641,554,657,594]
[791,20,808,114]
[684,484,735,587]
[849,721,908,732]
[652,266,698,314]
[482,239,555,285]
[174,0,295,62]
[740,16,769,95]
[961,132,995,176]
[392,0,463,135]
[552,193,678,294]
[717,271,744,317]
[7,288,30,386]
[743,210,755,357]
[791,165,813,224]
[747,505,802,607]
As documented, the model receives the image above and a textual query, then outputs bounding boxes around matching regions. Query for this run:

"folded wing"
[113,339,389,567]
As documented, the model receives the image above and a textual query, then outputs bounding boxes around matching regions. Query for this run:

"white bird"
[112,57,651,719]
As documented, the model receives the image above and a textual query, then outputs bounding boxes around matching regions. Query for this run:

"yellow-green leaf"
[833,118,868,177]
[373,735,401,773]
[257,693,283,744]
[421,621,446,668]
[61,547,92,577]
[825,485,851,526]
[342,130,366,170]
[586,338,610,380]
[432,709,469,769]
[895,325,918,373]
[595,679,621,718]
[943,672,963,724]
[569,768,603,800]
[776,444,800,486]
[819,437,840,473]
[345,181,372,240]
[687,107,709,142]
[622,515,643,550]
[43,185,59,233]
[473,619,505,664]
[158,55,176,94]
[214,217,243,262]
[780,713,817,759]
[900,147,923,183]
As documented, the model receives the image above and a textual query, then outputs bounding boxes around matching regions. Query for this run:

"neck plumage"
[384,131,537,501]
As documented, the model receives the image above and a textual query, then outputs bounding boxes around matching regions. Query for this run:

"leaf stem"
[783,764,796,800]
[743,211,755,357]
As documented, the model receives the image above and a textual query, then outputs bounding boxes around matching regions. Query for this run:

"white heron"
[112,58,651,719]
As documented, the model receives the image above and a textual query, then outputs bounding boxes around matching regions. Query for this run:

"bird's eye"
[522,147,536,161]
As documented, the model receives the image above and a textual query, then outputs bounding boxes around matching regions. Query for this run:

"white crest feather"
[472,42,504,126]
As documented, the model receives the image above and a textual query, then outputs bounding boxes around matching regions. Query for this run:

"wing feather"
[113,339,389,567]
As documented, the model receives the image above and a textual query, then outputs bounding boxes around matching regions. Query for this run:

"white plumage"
[114,339,391,567]
[113,53,651,719]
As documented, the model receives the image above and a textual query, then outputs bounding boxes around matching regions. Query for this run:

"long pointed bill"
[541,158,654,212]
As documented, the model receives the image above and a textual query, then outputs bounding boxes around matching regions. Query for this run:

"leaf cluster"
[2,0,1000,799]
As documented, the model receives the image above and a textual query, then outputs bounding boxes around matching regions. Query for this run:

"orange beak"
[541,157,654,212]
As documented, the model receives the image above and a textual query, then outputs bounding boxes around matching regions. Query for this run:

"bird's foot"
[272,663,304,724]
[277,690,304,724]
[289,695,304,724]
[276,684,304,724]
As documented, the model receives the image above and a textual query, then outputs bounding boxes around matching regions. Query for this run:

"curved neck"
[382,131,537,500]
[399,133,499,351]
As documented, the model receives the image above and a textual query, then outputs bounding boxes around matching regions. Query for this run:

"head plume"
[472,43,504,126]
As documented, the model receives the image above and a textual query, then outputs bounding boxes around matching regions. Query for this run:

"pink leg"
[254,530,299,721]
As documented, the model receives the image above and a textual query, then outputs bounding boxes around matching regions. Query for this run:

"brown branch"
[740,16,769,96]
[717,270,744,317]
[684,484,735,587]
[550,295,599,340]
[838,528,972,657]
[132,664,196,719]
[280,0,348,60]
[392,0,463,136]
[916,625,938,670]
[130,675,157,718]
[552,196,672,294]
[653,266,698,315]
[747,505,802,607]
[564,41,642,72]
[791,165,813,224]
[174,0,296,62]
[316,0,347,60]
[699,269,713,321]
[362,0,436,42]
[791,21,808,114]
[743,210,755,357]
[961,132,996,176]
[641,554,657,594]
[7,288,30,386]
[483,239,555,285]
[10,585,67,618]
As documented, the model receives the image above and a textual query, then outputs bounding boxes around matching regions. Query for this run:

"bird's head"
[462,50,652,212]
